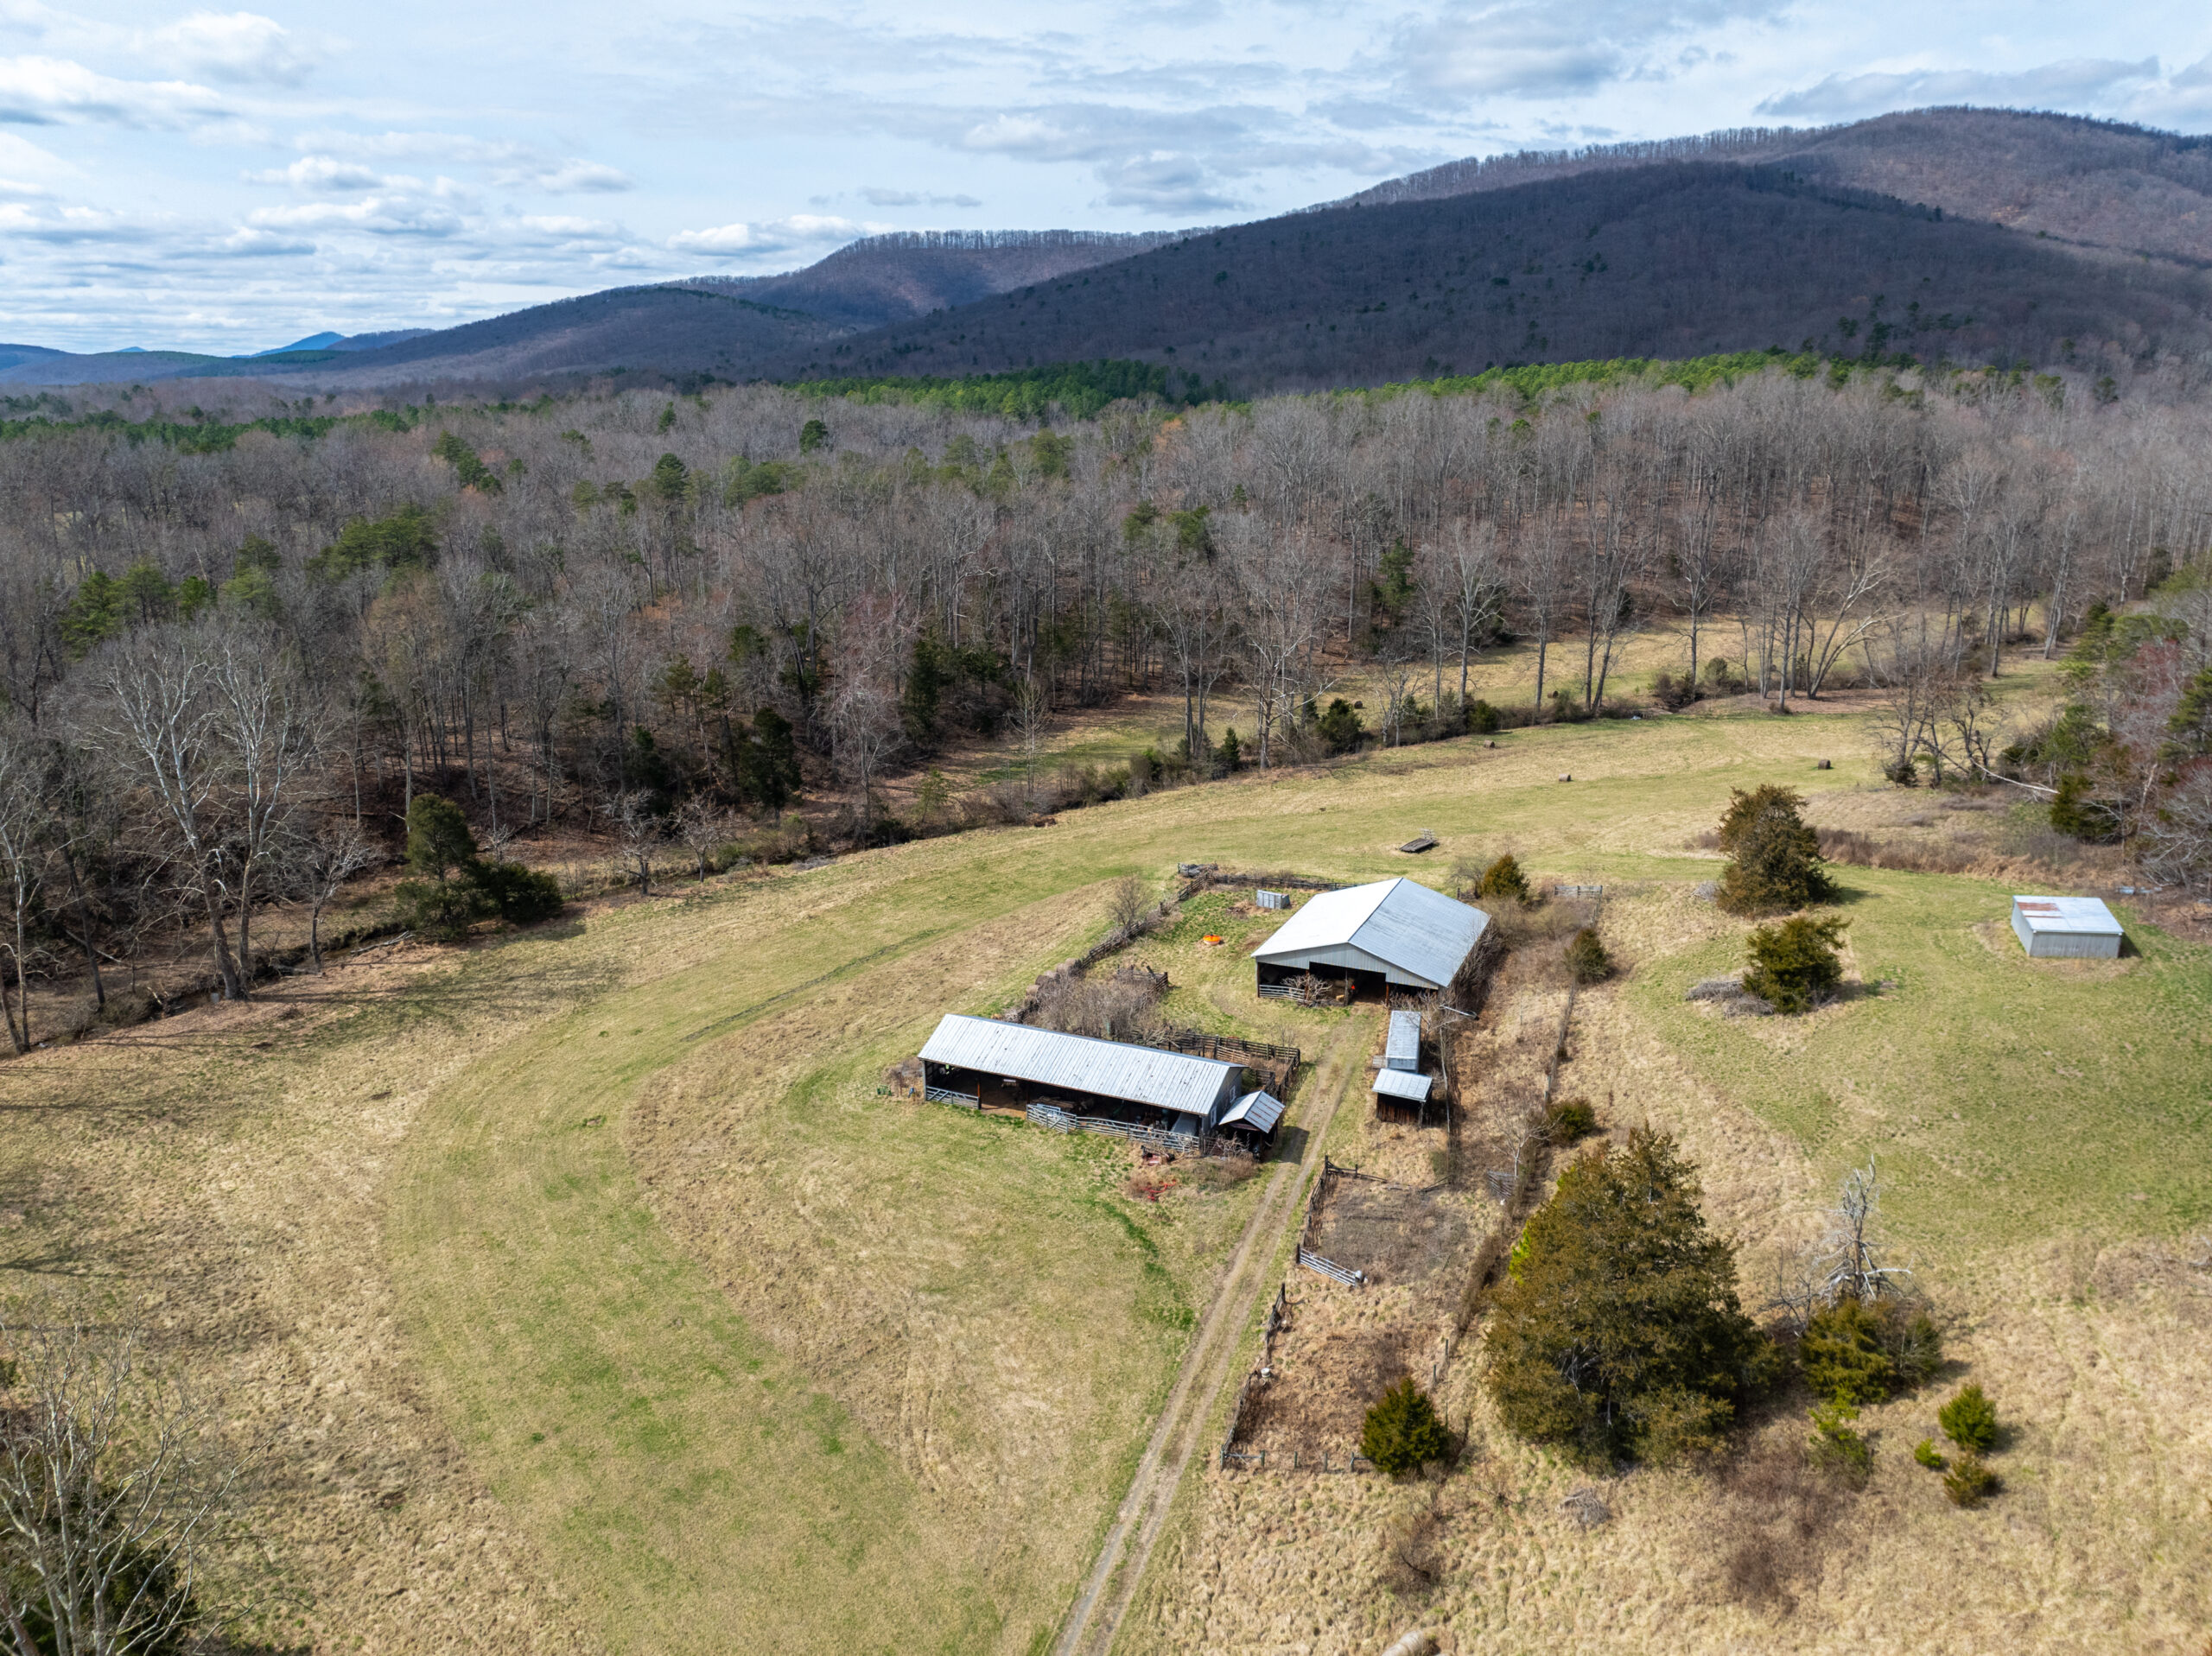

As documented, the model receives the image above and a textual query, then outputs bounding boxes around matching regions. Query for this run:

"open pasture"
[2,702,2207,1654]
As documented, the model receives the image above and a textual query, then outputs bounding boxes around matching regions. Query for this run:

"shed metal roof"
[1219,1090,1286,1133]
[919,1014,1239,1116]
[1385,1009,1421,1070]
[1249,878,1488,989]
[2011,896,2123,936]
[1372,1068,1433,1102]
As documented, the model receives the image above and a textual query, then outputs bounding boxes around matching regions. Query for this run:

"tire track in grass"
[1056,1019,1364,1656]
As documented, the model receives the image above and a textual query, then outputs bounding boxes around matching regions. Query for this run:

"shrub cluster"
[1808,1402,1873,1484]
[1361,1378,1454,1475]
[1715,785,1834,915]
[1476,853,1530,902]
[1937,1383,1999,1452]
[1916,1383,2005,1507]
[1742,915,1847,1013]
[1564,926,1611,985]
[1800,1294,1942,1405]
[1484,1129,1777,1466]
[392,796,565,942]
[1544,1096,1599,1144]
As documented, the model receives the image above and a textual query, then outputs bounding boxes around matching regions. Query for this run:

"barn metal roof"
[2011,896,2123,936]
[1219,1090,1286,1133]
[918,1014,1240,1117]
[1249,878,1487,989]
[1372,1068,1433,1102]
[1385,1009,1421,1070]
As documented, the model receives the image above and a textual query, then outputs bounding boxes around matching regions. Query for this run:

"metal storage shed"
[2011,896,2124,959]
[1251,878,1489,1000]
[1385,1009,1421,1071]
[1372,1069,1433,1104]
[918,1013,1243,1136]
[1217,1089,1286,1135]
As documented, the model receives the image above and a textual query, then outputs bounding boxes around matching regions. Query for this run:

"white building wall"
[2026,930,2121,960]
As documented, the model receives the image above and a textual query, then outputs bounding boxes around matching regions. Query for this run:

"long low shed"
[2011,896,2124,959]
[918,1013,1244,1137]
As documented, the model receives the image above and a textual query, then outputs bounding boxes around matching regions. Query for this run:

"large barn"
[1250,878,1489,1001]
[918,1013,1244,1139]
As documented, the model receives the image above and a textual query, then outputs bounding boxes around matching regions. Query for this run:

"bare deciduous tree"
[609,791,662,897]
[300,820,376,973]
[0,727,42,1053]
[1107,873,1151,940]
[205,622,322,988]
[673,796,741,881]
[92,629,246,1002]
[0,1317,251,1656]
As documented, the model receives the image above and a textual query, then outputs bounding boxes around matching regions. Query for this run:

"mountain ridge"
[1,108,2205,390]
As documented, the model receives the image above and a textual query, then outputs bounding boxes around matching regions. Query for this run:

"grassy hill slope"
[1,705,2205,1652]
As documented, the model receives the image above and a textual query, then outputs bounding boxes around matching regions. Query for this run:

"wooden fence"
[1219,1282,1384,1475]
[1024,1101,1207,1156]
[1155,1025,1302,1069]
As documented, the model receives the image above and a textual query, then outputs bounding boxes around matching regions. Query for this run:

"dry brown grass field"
[3,688,2207,1655]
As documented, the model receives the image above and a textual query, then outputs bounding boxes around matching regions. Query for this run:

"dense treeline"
[1,352,2209,1046]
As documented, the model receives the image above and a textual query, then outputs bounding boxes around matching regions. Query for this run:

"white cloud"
[515,213,620,238]
[0,127,67,191]
[1378,0,1790,108]
[0,54,228,127]
[858,185,982,208]
[144,11,318,86]
[1759,56,2164,120]
[213,224,314,255]
[293,130,632,193]
[247,154,385,191]
[668,213,886,254]
[0,199,155,241]
[249,195,466,237]
[500,157,633,193]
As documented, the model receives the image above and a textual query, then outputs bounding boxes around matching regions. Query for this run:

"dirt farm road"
[1056,1022,1365,1655]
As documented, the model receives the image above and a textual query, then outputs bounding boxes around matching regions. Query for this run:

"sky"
[3,0,2209,354]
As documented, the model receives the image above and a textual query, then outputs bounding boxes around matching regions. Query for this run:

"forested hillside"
[676,229,1198,330]
[1342,109,2212,265]
[3,349,2210,1044]
[779,162,2212,390]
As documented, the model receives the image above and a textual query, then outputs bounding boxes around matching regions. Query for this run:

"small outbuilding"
[2011,896,2124,960]
[918,1013,1243,1139]
[1384,1008,1421,1071]
[1251,877,1489,1002]
[1215,1088,1286,1152]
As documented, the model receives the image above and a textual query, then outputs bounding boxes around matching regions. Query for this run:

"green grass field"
[1631,871,2211,1249]
[384,703,2212,1648]
[3,695,2205,1653]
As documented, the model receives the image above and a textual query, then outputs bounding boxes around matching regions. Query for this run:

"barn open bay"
[4,705,2207,1652]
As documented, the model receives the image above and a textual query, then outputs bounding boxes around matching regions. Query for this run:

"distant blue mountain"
[253,332,344,355]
